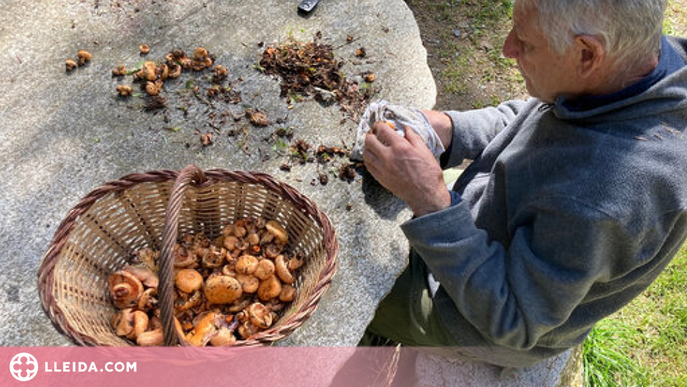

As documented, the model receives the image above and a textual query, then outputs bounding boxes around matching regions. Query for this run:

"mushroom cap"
[223,235,239,251]
[264,243,283,258]
[135,248,159,271]
[175,269,203,293]
[142,61,157,81]
[65,58,77,71]
[204,275,242,304]
[265,220,288,244]
[254,259,275,280]
[201,246,225,269]
[236,255,258,275]
[234,226,247,238]
[77,50,93,61]
[238,321,259,339]
[236,274,259,293]
[108,270,144,309]
[257,275,282,301]
[116,85,133,96]
[174,290,202,314]
[193,47,208,60]
[123,263,159,289]
[288,255,305,271]
[246,232,260,246]
[186,312,218,347]
[173,244,197,268]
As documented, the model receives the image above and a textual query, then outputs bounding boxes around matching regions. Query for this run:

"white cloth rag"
[350,100,445,161]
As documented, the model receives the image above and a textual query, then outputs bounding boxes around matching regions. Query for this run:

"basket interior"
[50,179,328,346]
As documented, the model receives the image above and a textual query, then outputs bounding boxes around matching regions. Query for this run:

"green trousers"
[361,251,459,347]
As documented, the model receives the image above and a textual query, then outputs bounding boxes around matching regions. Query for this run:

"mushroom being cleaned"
[204,275,242,304]
[108,270,144,309]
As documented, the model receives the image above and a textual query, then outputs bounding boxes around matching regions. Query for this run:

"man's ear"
[574,34,606,78]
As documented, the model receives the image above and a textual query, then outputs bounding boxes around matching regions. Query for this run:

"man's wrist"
[410,188,452,217]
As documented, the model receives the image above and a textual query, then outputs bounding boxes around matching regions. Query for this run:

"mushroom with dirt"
[236,274,260,293]
[204,275,243,304]
[236,255,258,275]
[257,275,282,301]
[254,259,275,280]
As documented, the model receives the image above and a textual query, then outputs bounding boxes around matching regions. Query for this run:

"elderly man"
[361,0,687,368]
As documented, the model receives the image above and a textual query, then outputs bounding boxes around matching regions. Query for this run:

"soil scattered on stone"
[258,32,373,120]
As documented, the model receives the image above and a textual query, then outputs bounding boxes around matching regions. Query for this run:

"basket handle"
[158,164,207,346]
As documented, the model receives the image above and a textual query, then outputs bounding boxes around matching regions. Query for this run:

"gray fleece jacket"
[401,36,687,367]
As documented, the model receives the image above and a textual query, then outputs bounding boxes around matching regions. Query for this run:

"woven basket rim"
[37,167,338,347]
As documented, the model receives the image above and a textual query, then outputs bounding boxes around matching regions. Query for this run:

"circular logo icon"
[9,353,38,382]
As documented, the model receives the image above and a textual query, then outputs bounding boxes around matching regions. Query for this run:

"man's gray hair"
[519,0,667,68]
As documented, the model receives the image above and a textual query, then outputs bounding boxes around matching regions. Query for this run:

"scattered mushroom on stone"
[65,58,78,72]
[76,50,93,66]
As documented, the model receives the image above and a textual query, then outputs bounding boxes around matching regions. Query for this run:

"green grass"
[663,0,687,37]
[584,244,687,387]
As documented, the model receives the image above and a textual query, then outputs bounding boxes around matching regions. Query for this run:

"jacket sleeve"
[442,100,528,168]
[400,195,623,350]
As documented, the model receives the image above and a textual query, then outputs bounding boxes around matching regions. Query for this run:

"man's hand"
[363,121,451,217]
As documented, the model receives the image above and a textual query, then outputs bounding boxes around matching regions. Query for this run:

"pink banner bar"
[2,346,416,387]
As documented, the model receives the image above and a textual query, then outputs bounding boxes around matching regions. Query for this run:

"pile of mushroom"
[115,46,223,97]
[108,217,304,346]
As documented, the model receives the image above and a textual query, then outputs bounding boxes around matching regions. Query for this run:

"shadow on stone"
[361,170,406,220]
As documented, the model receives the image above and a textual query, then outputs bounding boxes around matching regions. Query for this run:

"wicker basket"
[37,164,338,347]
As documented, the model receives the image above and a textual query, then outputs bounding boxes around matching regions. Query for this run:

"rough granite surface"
[0,0,433,348]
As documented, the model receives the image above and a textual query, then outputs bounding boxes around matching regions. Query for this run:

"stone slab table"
[0,0,433,348]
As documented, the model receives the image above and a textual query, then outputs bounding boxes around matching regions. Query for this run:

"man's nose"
[502,29,518,59]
